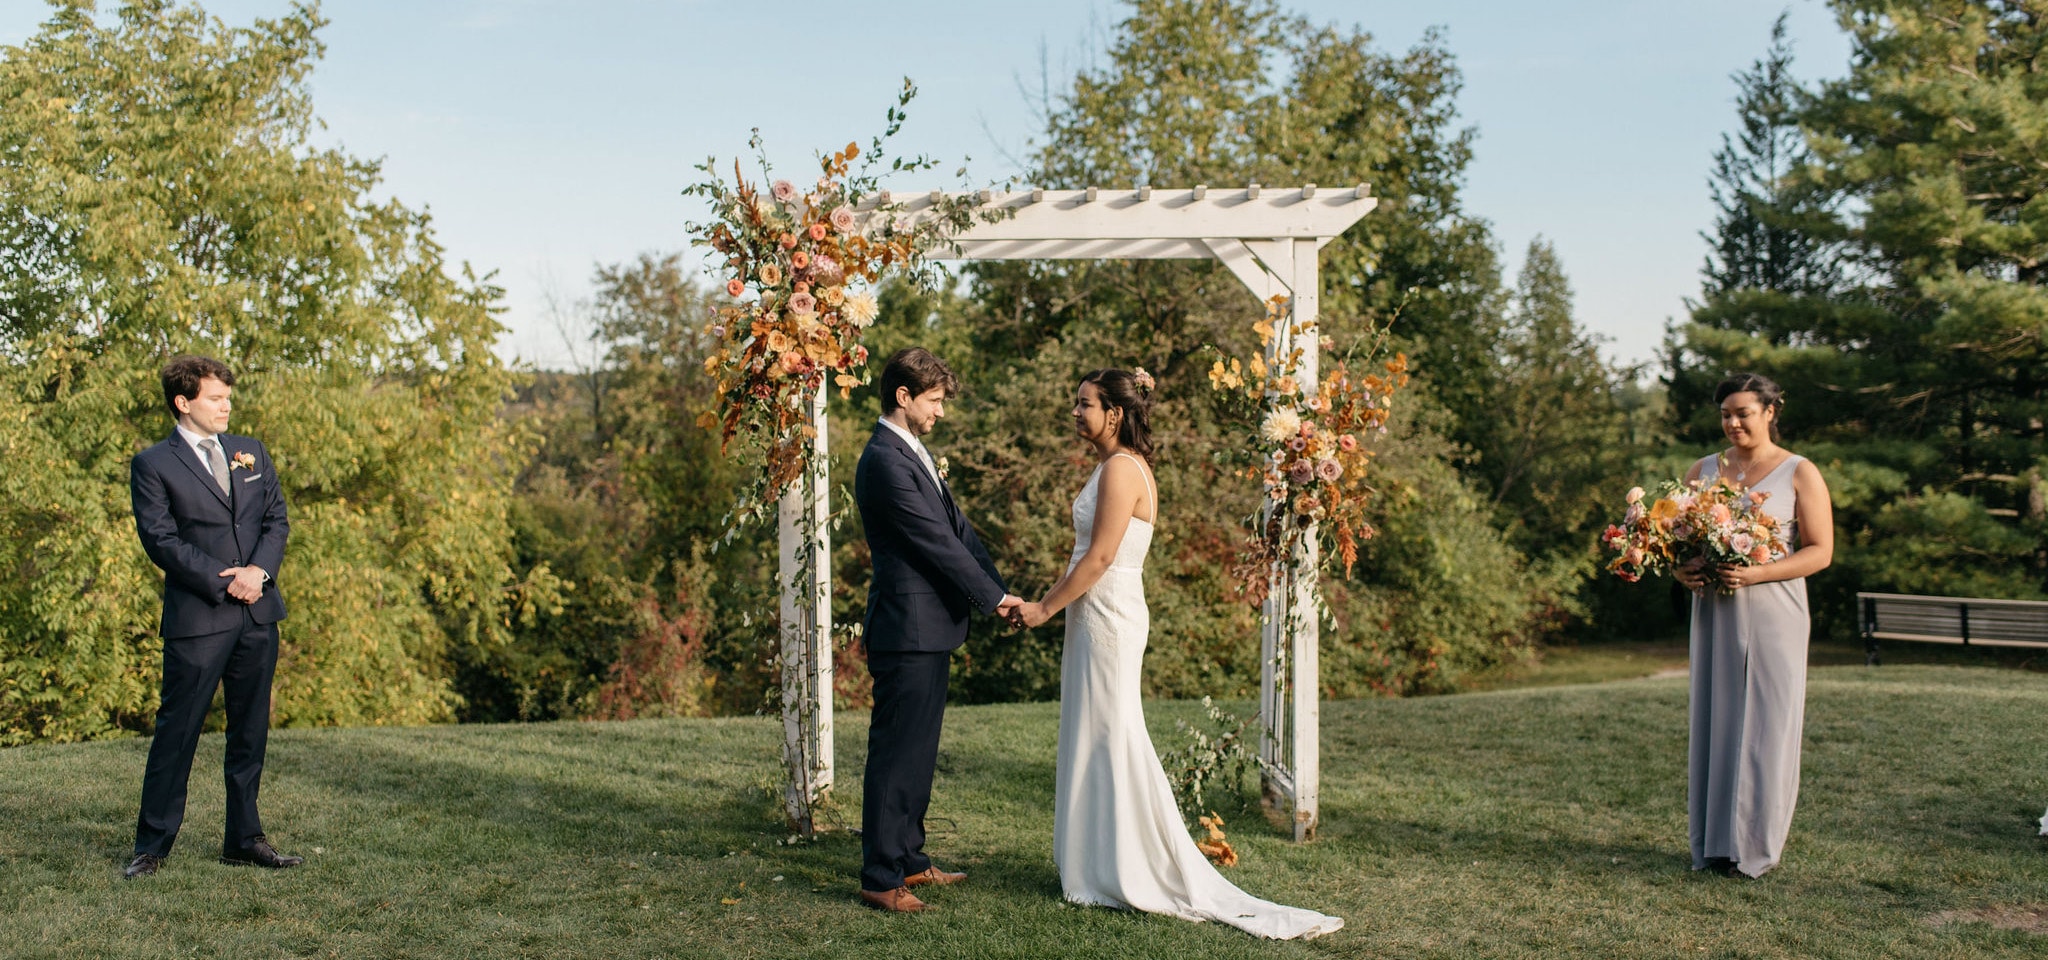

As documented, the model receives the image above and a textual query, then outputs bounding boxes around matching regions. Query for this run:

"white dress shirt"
[176,422,226,479]
[877,417,943,488]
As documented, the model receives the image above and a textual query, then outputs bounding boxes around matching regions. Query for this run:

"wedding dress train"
[1052,453,1343,940]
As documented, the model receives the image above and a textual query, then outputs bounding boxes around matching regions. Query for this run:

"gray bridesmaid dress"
[1688,453,1809,878]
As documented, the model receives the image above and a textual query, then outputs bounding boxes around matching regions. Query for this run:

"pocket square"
[241,473,264,483]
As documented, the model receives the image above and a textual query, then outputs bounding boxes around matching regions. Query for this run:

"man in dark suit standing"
[123,356,301,879]
[852,347,1019,912]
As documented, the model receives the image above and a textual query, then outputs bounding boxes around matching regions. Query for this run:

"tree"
[471,254,769,721]
[1795,0,2047,599]
[0,1,553,743]
[1673,1,2047,628]
[1673,11,1853,441]
[1475,239,1637,563]
[1699,12,1842,300]
[907,0,1552,700]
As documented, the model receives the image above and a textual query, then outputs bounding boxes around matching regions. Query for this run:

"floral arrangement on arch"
[685,85,988,531]
[1207,296,1409,606]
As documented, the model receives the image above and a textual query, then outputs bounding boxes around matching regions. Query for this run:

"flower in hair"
[1132,367,1155,393]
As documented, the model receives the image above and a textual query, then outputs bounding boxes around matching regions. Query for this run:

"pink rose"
[1625,486,1645,504]
[771,179,797,202]
[1316,458,1342,482]
[1338,434,1358,452]
[1288,460,1314,485]
[789,292,817,315]
[1288,436,1307,452]
[830,206,857,232]
[1728,532,1754,556]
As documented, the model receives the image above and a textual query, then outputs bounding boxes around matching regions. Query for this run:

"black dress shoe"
[219,837,304,869]
[123,853,164,879]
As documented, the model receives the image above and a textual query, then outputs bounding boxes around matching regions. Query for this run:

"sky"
[0,1,1855,371]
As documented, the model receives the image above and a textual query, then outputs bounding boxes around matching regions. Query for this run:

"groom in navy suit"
[123,356,301,879]
[852,347,1018,912]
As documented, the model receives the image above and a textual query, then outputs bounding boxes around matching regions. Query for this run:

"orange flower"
[725,278,745,298]
[791,251,810,270]
[808,223,827,242]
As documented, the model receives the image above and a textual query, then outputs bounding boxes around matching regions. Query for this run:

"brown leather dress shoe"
[902,866,966,887]
[219,837,304,869]
[859,886,933,912]
[123,853,163,879]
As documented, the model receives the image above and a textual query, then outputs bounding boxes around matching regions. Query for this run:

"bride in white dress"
[1009,369,1344,941]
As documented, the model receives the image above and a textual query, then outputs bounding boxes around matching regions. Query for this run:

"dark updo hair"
[1079,368,1155,460]
[1713,371,1785,441]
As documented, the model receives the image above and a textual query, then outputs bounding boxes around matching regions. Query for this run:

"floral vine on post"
[684,82,988,535]
[1207,296,1410,606]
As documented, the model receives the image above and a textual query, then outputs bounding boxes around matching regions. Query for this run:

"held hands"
[1006,601,1050,629]
[1672,559,1710,594]
[995,594,1023,621]
[219,566,266,604]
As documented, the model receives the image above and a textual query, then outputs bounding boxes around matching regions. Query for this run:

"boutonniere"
[231,451,256,471]
[936,456,950,481]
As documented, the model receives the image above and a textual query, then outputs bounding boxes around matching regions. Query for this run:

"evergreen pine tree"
[1699,12,1840,299]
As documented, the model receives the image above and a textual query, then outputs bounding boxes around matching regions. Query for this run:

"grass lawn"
[3,664,2046,958]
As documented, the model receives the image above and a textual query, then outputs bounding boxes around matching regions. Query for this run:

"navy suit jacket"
[853,425,1005,654]
[130,432,289,639]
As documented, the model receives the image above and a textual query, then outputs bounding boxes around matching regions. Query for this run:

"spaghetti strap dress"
[1688,453,1809,878]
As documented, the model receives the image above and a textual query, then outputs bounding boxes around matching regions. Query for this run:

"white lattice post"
[1258,571,1289,812]
[1285,236,1321,841]
[777,381,834,832]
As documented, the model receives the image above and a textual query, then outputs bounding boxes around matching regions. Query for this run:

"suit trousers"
[134,608,278,857]
[861,649,951,892]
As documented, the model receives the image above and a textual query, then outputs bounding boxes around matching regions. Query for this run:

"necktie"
[199,438,230,496]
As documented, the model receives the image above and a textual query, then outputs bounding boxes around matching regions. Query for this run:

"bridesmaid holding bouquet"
[1673,372,1835,878]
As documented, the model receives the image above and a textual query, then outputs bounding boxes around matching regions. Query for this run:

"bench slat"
[1858,591,2048,649]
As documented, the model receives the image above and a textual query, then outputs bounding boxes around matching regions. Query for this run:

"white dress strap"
[1110,452,1155,520]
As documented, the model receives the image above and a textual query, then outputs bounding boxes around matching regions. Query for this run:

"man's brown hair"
[877,347,959,413]
[160,356,236,416]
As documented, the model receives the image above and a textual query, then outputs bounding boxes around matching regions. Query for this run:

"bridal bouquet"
[1602,474,1790,594]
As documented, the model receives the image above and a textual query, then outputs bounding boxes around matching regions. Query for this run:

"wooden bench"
[1858,592,2048,665]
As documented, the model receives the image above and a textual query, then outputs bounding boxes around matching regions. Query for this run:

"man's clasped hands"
[994,595,1051,630]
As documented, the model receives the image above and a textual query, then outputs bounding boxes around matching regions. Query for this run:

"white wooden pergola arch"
[777,183,1377,841]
